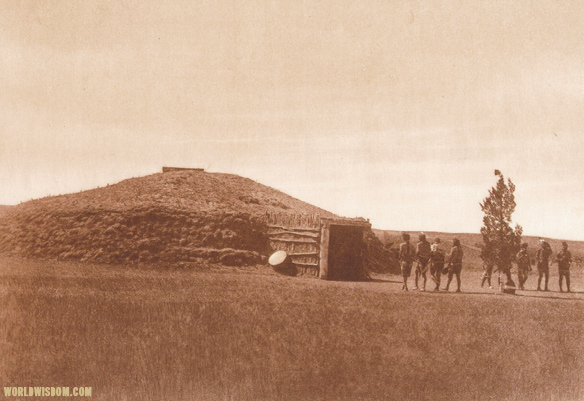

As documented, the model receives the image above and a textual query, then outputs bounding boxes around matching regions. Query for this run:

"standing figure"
[444,238,464,292]
[430,238,445,291]
[414,233,431,291]
[481,262,494,289]
[516,242,531,290]
[536,239,553,291]
[556,242,572,292]
[399,233,414,291]
[499,243,516,287]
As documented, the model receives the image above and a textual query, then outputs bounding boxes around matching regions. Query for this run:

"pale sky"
[1,1,583,240]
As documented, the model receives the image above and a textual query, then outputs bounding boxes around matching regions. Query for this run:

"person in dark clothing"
[536,239,553,291]
[430,238,445,291]
[414,233,431,291]
[498,243,516,287]
[516,242,531,290]
[399,233,414,291]
[556,242,572,292]
[444,238,463,292]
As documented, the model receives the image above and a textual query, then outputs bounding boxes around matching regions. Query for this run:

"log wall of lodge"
[266,212,321,277]
[266,212,371,280]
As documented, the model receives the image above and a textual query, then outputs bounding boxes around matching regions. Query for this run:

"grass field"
[1,257,583,401]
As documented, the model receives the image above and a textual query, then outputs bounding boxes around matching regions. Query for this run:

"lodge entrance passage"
[266,213,371,280]
[327,224,364,280]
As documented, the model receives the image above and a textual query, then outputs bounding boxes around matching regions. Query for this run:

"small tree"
[479,170,523,285]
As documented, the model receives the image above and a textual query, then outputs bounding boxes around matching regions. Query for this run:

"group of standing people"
[398,232,463,292]
[481,239,572,292]
[398,233,574,293]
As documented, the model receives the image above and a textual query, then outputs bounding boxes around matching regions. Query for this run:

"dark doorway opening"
[327,225,364,280]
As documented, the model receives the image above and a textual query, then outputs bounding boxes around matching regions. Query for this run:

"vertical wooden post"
[319,223,330,280]
[361,229,368,258]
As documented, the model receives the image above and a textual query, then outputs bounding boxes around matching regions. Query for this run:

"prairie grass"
[1,257,583,400]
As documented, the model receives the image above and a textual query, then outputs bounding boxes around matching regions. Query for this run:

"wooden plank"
[163,167,204,173]
[267,225,320,231]
[269,238,319,244]
[320,217,371,228]
[269,228,319,234]
[292,261,319,267]
[319,225,330,279]
[268,231,319,238]
[288,252,319,256]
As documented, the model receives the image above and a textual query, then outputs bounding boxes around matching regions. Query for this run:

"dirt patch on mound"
[0,205,12,218]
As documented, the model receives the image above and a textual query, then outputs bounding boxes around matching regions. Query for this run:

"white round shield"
[268,250,288,266]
